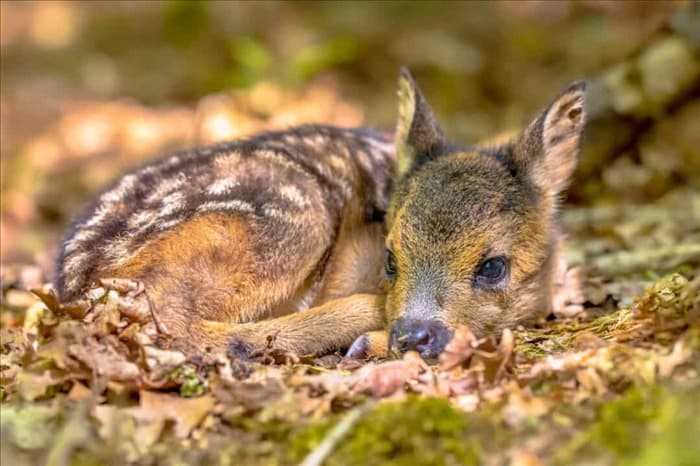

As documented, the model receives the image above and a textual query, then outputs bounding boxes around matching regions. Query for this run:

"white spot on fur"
[156,217,184,231]
[82,204,112,229]
[197,200,255,213]
[328,154,346,172]
[207,178,239,195]
[101,174,138,203]
[140,165,157,174]
[62,251,91,288]
[279,184,308,208]
[363,136,394,157]
[356,150,372,171]
[64,274,83,294]
[213,152,242,172]
[129,210,154,229]
[307,135,325,146]
[100,241,131,263]
[253,148,309,176]
[159,192,186,216]
[262,204,286,220]
[63,250,87,269]
[63,229,99,254]
[255,149,293,166]
[113,253,134,266]
[146,173,187,203]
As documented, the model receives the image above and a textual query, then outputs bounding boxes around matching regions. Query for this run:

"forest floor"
[1,191,699,465]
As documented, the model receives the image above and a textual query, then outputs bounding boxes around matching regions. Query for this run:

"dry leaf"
[137,391,215,438]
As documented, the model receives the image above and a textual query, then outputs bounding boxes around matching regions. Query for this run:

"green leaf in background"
[285,36,360,85]
[227,37,273,88]
[164,0,210,46]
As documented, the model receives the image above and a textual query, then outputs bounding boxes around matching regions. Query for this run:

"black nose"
[389,318,451,359]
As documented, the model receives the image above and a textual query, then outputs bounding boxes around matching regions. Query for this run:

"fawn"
[56,69,586,360]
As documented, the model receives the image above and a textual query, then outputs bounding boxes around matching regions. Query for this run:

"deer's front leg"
[225,294,386,360]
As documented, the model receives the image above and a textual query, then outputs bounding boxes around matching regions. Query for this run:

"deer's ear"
[395,68,446,177]
[514,81,586,195]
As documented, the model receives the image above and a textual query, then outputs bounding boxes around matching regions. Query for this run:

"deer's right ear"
[513,80,586,197]
[395,68,446,177]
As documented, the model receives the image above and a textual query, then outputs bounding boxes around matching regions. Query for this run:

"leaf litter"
[2,219,698,465]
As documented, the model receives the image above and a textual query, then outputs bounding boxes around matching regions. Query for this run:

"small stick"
[144,291,170,336]
[300,404,368,466]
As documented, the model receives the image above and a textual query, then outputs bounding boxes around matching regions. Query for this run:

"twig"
[144,290,170,336]
[300,404,369,466]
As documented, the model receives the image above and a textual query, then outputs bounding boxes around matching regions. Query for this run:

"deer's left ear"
[514,81,586,196]
[395,68,447,177]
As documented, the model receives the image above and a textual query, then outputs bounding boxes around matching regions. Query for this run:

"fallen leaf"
[137,391,215,438]
[353,351,428,398]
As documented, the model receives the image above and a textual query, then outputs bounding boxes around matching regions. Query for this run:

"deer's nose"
[389,318,451,359]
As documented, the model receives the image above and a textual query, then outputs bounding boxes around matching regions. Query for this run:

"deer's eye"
[384,249,397,277]
[475,256,508,288]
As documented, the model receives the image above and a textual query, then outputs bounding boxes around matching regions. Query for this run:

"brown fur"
[56,126,393,359]
[98,211,386,357]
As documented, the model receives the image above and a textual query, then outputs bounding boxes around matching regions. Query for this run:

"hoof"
[344,334,370,360]
[228,338,255,361]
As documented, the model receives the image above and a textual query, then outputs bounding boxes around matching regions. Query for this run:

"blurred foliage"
[1,0,697,263]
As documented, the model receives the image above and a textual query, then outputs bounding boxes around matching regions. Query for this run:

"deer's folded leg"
[220,294,386,359]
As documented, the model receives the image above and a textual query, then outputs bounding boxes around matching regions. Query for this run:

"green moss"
[594,386,662,456]
[170,365,208,398]
[555,383,700,465]
[0,403,64,450]
[625,387,700,466]
[518,343,548,359]
[589,307,634,338]
[294,397,481,466]
[288,418,335,460]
